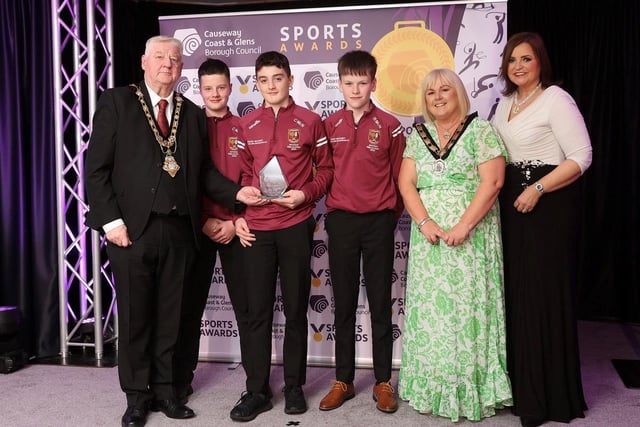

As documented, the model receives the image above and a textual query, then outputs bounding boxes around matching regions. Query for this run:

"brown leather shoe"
[372,381,398,413]
[319,381,355,411]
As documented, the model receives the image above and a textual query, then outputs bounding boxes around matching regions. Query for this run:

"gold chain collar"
[130,84,184,177]
[130,84,183,151]
[414,112,478,161]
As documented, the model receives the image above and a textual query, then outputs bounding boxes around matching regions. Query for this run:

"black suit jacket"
[84,82,240,243]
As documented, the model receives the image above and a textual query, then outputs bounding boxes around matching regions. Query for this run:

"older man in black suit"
[84,35,264,427]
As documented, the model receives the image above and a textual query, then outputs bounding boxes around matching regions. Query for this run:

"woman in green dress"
[397,68,512,421]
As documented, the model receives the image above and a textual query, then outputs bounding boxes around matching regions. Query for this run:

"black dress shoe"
[121,405,147,427]
[229,391,273,422]
[520,416,545,427]
[150,399,195,419]
[283,385,307,414]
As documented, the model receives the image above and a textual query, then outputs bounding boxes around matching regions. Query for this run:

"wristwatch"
[534,181,544,194]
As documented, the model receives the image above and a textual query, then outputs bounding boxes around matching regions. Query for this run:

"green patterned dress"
[398,115,513,421]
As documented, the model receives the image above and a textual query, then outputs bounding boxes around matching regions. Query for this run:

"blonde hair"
[420,68,470,123]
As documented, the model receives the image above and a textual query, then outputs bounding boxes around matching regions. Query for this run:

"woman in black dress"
[492,32,593,427]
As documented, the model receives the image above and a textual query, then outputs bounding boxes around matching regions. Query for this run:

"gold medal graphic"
[372,21,455,117]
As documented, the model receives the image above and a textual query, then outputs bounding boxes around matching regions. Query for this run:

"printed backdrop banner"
[159,0,507,367]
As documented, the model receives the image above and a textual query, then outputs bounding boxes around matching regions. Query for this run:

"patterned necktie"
[157,99,170,137]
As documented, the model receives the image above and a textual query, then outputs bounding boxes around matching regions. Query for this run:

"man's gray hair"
[145,35,183,56]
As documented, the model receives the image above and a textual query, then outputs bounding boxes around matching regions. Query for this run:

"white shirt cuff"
[103,218,124,233]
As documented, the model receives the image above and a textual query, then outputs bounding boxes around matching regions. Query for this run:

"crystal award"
[259,156,288,199]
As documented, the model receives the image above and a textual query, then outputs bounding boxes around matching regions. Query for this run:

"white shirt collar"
[145,82,174,112]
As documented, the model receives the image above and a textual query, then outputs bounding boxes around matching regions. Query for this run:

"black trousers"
[325,209,396,383]
[173,234,248,395]
[107,215,196,407]
[243,216,315,395]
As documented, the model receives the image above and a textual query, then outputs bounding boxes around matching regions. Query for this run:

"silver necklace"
[435,119,461,140]
[512,82,541,114]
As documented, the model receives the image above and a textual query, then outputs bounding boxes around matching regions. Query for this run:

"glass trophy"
[259,156,288,199]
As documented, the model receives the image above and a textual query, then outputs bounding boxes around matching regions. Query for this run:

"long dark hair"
[499,32,557,96]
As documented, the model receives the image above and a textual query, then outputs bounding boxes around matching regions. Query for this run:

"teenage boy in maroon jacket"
[319,50,405,414]
[173,58,252,407]
[232,51,333,422]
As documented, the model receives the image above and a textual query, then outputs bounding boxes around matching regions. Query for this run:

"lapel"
[139,80,153,108]
[138,81,156,126]
[134,82,163,162]
[172,91,188,169]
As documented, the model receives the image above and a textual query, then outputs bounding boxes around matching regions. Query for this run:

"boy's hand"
[270,189,305,210]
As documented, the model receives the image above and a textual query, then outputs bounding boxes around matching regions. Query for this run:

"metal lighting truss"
[52,0,116,361]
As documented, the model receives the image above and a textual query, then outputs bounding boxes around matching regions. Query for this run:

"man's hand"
[236,186,269,206]
[106,224,132,247]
